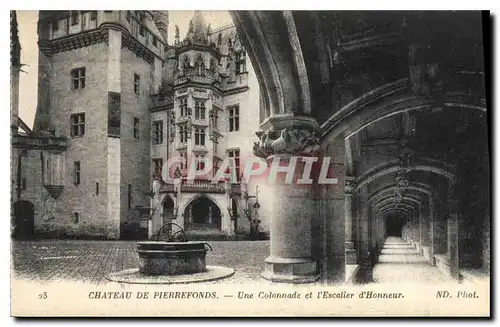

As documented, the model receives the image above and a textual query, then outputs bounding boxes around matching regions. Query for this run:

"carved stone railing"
[159,179,226,194]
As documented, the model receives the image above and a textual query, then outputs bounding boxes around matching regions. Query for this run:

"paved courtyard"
[12,240,270,285]
[12,237,478,286]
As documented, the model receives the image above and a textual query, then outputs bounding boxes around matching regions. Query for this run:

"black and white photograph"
[9,9,491,317]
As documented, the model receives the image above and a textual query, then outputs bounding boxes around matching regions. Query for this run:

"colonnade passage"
[372,237,450,283]
[231,11,490,284]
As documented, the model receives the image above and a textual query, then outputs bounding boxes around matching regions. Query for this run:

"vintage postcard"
[10,10,491,317]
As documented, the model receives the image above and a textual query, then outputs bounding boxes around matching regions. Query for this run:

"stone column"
[447,179,460,279]
[420,195,432,261]
[345,176,357,264]
[407,211,414,245]
[369,206,378,264]
[414,206,422,253]
[377,213,385,253]
[428,194,435,258]
[316,138,346,283]
[433,184,448,255]
[254,117,321,283]
[357,189,371,275]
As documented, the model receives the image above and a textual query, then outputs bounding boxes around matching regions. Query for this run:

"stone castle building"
[12,10,490,284]
[11,10,262,240]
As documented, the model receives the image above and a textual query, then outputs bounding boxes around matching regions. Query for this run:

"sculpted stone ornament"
[398,138,415,173]
[345,177,356,194]
[253,128,320,158]
[409,43,445,100]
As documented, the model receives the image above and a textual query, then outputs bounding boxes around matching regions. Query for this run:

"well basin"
[136,241,208,275]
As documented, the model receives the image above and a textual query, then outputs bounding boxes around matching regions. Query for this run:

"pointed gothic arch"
[195,54,205,75]
[181,55,190,76]
[183,195,222,230]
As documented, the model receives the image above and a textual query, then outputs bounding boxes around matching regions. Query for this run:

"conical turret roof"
[185,11,209,44]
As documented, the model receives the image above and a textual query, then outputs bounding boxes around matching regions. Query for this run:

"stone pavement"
[11,240,269,285]
[372,237,450,284]
[12,237,457,285]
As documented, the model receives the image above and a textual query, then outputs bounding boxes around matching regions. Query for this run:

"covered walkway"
[231,11,489,284]
[373,237,449,284]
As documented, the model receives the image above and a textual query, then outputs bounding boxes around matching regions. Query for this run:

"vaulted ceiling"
[231,10,489,219]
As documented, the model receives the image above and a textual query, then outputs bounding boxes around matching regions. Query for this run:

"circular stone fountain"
[106,223,234,284]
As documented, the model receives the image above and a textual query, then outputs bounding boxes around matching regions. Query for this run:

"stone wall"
[33,42,117,238]
[119,46,154,235]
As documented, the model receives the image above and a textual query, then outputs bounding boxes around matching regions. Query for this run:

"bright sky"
[16,10,232,128]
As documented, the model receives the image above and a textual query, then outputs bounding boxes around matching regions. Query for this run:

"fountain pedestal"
[137,241,209,275]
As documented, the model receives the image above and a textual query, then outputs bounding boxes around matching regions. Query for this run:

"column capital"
[253,115,321,158]
[345,175,356,195]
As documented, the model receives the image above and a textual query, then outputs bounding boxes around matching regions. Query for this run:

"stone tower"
[34,11,166,239]
[153,11,169,45]
[148,12,262,237]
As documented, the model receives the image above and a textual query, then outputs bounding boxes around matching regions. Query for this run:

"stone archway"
[163,196,175,225]
[230,10,488,284]
[12,200,34,239]
[183,195,222,230]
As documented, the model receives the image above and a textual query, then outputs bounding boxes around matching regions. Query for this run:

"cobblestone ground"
[11,240,270,285]
[372,237,450,283]
[12,237,458,286]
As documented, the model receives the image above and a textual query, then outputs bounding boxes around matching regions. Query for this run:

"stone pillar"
[369,206,378,264]
[433,184,448,255]
[357,189,370,269]
[377,213,385,253]
[447,180,460,279]
[316,138,346,283]
[407,211,414,245]
[254,117,321,283]
[428,194,435,257]
[345,176,357,264]
[414,206,422,253]
[420,195,432,261]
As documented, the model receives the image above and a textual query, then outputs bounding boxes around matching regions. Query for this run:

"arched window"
[195,55,205,76]
[179,125,188,144]
[184,196,222,229]
[235,51,246,74]
[200,101,206,119]
[181,56,190,75]
[195,101,206,120]
[194,128,206,146]
[210,59,218,73]
[195,154,205,171]
[179,97,188,117]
